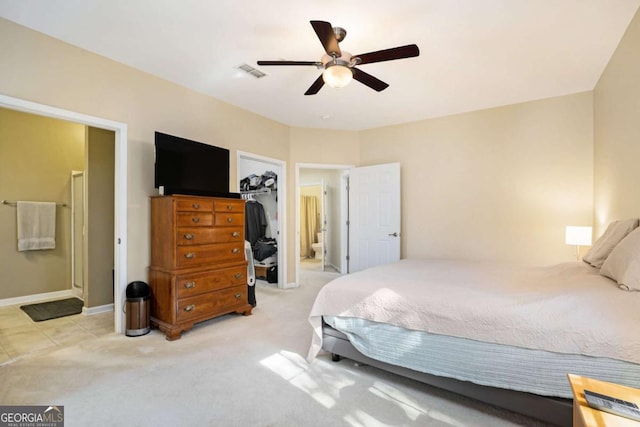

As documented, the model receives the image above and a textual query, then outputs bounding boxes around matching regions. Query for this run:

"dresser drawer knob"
[232,231,240,237]
[192,203,200,209]
[226,217,233,223]
[234,273,242,280]
[184,252,196,259]
[227,205,233,211]
[183,233,194,240]
[184,304,195,312]
[234,293,242,299]
[184,281,196,289]
[192,217,200,223]
[232,248,240,254]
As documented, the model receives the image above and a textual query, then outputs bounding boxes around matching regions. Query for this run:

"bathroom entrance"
[299,182,328,271]
[296,164,351,280]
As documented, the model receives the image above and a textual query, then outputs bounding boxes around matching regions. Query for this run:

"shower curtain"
[300,195,319,258]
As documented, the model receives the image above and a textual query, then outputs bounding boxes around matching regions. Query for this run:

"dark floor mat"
[20,297,83,322]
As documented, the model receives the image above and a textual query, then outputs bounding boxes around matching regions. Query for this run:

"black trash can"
[125,281,151,337]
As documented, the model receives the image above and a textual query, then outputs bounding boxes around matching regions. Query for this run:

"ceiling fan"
[257,20,420,95]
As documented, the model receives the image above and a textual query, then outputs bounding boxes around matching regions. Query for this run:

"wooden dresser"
[148,195,252,340]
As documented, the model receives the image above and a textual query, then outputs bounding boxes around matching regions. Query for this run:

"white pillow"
[600,227,640,291]
[583,218,639,268]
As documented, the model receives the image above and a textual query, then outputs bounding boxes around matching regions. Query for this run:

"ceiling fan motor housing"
[321,52,353,69]
[332,26,347,42]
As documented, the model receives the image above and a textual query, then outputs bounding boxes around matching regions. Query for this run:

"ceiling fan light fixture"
[322,60,353,88]
[257,21,419,95]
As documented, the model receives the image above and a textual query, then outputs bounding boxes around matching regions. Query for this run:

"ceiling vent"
[237,63,266,78]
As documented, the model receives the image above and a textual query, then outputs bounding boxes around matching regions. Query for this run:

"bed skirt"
[324,316,640,400]
[322,321,573,426]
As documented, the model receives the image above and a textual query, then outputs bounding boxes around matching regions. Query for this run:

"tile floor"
[0,302,114,365]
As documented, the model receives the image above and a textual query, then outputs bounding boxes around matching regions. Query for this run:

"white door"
[348,163,401,273]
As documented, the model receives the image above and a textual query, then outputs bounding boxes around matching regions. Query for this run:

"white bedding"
[308,259,640,364]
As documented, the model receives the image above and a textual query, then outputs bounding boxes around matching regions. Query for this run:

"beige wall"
[594,8,640,237]
[0,18,290,286]
[2,12,637,293]
[0,107,85,299]
[360,92,594,265]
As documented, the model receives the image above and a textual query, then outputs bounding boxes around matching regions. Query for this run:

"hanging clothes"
[253,237,277,261]
[245,200,267,247]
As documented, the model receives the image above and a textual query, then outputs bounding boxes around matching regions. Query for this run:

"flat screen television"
[154,132,237,198]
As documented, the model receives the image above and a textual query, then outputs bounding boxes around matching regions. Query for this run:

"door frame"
[71,170,85,300]
[237,150,289,288]
[0,94,128,334]
[295,163,352,284]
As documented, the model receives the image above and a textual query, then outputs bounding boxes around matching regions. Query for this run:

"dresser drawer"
[176,227,244,246]
[176,266,246,298]
[177,212,213,227]
[177,285,247,322]
[214,213,244,227]
[214,199,244,213]
[176,198,214,212]
[176,242,245,268]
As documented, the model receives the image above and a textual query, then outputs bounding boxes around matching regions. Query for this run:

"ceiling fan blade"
[352,68,389,92]
[257,60,320,66]
[304,75,325,96]
[354,44,419,65]
[310,20,341,57]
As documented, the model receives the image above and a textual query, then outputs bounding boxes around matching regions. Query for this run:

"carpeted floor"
[0,269,551,426]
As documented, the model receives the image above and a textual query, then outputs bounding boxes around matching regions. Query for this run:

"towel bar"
[1,200,68,208]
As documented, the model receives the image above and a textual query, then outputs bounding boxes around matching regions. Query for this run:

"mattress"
[324,315,640,398]
[308,259,640,397]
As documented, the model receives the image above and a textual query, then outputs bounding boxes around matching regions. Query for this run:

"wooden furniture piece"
[149,195,252,340]
[255,265,267,280]
[569,374,640,427]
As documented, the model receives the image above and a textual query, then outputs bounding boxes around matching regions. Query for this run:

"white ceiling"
[1,0,638,130]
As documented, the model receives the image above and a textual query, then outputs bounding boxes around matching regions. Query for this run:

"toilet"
[311,232,323,260]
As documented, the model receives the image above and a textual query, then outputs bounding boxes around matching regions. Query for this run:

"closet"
[239,158,280,284]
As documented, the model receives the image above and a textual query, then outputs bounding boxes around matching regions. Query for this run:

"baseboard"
[0,289,73,307]
[282,282,299,289]
[82,303,114,316]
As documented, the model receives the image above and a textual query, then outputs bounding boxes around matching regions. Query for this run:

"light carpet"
[0,269,550,426]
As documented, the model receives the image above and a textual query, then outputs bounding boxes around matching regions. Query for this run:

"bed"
[307,224,640,426]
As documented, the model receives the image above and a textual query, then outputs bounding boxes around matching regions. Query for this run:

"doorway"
[0,94,127,333]
[237,151,289,288]
[296,164,351,285]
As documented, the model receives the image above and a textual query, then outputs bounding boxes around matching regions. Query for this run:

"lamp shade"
[322,64,353,88]
[565,226,592,246]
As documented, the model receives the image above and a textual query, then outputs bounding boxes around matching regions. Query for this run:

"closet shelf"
[241,188,273,196]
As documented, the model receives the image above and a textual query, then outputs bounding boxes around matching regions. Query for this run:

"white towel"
[17,201,56,251]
